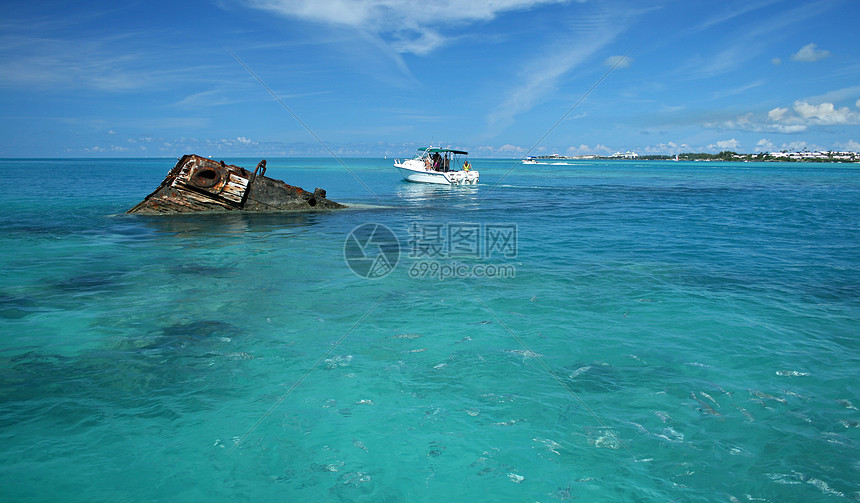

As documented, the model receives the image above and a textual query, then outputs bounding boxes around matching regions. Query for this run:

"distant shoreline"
[529,151,860,163]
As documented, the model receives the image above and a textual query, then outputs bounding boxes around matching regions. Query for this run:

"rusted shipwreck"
[127,154,345,214]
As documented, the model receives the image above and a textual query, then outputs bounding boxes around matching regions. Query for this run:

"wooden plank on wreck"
[174,188,235,209]
[220,174,250,204]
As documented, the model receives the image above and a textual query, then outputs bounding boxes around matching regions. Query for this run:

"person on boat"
[431,152,442,171]
[463,160,471,172]
[443,153,450,172]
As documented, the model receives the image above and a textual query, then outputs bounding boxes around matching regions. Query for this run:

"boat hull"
[396,166,453,184]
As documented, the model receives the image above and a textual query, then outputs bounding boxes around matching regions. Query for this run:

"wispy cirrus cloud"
[675,0,783,37]
[243,0,570,55]
[604,55,633,69]
[483,7,634,137]
[484,32,617,132]
[805,85,860,104]
[674,0,837,80]
[0,30,216,92]
[0,34,142,90]
[711,80,765,100]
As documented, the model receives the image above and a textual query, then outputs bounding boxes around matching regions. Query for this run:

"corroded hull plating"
[127,155,346,214]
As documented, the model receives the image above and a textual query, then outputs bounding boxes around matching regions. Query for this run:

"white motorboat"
[394,147,478,185]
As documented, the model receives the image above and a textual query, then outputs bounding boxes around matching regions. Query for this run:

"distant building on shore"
[540,148,859,162]
[769,150,859,161]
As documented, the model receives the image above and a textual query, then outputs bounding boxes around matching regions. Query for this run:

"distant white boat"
[394,146,478,185]
[523,156,576,165]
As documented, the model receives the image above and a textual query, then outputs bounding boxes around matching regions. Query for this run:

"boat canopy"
[419,147,468,155]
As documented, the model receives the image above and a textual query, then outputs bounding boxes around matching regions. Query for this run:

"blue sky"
[1,0,859,158]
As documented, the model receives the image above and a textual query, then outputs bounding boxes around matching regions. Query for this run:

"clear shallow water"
[1,157,858,501]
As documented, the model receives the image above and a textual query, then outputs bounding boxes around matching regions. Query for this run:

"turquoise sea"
[1,157,858,502]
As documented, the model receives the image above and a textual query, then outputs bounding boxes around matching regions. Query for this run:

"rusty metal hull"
[127,155,346,214]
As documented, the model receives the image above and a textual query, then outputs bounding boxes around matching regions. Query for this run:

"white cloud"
[709,99,860,134]
[706,113,763,132]
[772,124,808,133]
[768,107,788,121]
[475,143,526,155]
[771,57,782,66]
[791,43,831,62]
[708,138,741,151]
[642,142,688,154]
[249,0,548,26]
[390,28,446,56]
[783,140,808,151]
[756,138,776,152]
[497,144,525,154]
[836,139,860,151]
[566,144,612,155]
[246,0,569,55]
[792,100,860,125]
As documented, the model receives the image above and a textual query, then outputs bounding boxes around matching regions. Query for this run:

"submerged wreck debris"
[127,154,346,214]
